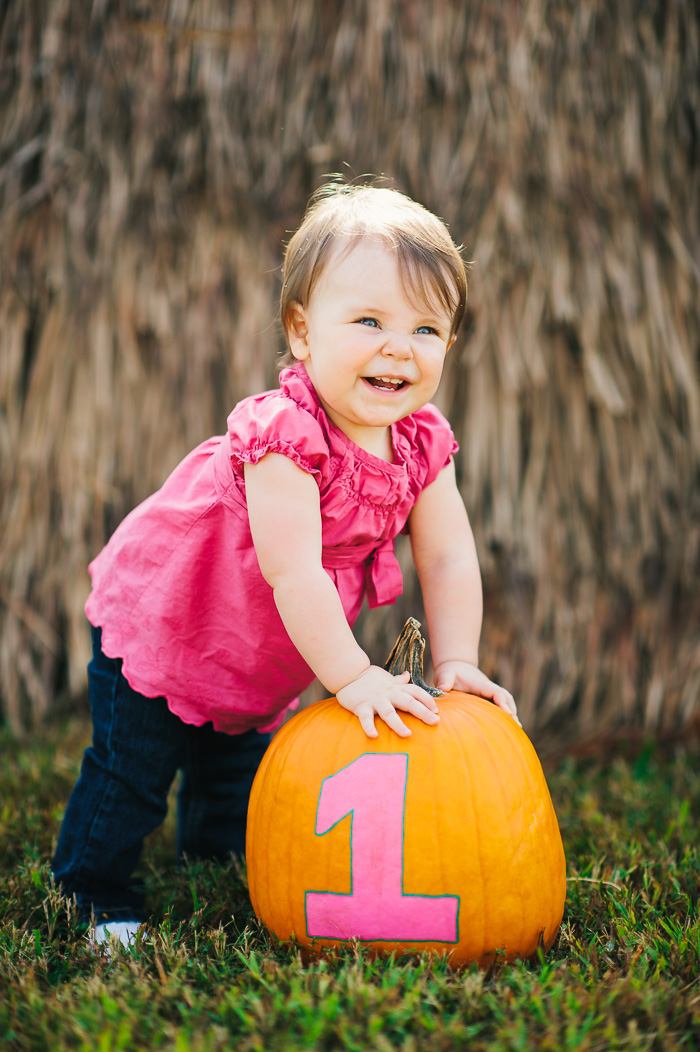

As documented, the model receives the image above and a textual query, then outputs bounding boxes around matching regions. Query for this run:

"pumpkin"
[246,621,566,968]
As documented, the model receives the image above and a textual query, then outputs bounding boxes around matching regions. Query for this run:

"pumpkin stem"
[384,618,442,697]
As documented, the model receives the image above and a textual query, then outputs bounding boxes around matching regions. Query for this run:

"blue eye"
[415,325,438,336]
[358,317,379,327]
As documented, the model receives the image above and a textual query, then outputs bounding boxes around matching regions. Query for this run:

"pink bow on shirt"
[321,537,403,609]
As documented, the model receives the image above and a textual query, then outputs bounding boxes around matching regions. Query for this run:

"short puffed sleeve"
[397,403,459,498]
[226,389,331,484]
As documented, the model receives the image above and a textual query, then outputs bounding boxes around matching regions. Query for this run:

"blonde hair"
[279,181,467,364]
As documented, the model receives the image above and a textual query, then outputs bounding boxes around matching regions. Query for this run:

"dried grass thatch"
[1,0,699,750]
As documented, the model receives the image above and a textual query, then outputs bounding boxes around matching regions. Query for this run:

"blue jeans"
[52,626,271,924]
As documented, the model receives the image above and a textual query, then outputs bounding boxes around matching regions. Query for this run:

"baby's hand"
[434,661,521,727]
[336,666,440,739]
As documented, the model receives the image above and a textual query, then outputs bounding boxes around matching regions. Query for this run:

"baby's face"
[287,239,454,455]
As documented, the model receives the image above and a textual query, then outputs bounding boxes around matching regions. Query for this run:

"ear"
[285,303,310,361]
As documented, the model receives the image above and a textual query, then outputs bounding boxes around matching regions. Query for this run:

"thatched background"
[1,0,699,750]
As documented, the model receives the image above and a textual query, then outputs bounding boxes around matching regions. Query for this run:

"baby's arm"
[244,454,440,737]
[409,460,520,725]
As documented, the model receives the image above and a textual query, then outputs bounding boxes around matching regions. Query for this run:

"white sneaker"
[92,920,141,954]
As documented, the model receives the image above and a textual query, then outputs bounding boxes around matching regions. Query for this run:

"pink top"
[85,366,458,734]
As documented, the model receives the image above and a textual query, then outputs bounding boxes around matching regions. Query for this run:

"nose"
[380,330,413,360]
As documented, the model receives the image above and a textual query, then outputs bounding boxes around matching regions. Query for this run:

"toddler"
[52,181,518,950]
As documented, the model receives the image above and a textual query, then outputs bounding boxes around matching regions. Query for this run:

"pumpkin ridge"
[259,717,297,935]
[488,714,531,957]
[450,701,489,961]
[429,705,468,959]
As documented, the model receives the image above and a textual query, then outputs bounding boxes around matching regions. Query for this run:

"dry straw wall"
[1,0,699,748]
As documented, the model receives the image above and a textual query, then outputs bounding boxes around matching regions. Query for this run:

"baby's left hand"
[434,661,521,727]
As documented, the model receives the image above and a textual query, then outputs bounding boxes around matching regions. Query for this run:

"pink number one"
[305,753,459,942]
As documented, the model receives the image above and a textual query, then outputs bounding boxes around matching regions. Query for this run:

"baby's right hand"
[336,666,440,739]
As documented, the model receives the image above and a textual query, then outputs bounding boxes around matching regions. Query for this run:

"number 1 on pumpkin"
[305,753,459,942]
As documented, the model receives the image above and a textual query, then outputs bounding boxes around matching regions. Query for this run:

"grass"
[1,719,699,1051]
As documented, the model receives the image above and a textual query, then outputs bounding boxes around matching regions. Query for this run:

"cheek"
[424,354,447,384]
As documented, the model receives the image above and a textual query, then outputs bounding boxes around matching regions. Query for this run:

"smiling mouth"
[364,376,409,392]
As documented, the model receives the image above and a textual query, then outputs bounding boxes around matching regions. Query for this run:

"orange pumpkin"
[246,682,566,968]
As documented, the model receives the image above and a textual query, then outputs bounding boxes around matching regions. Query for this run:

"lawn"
[1,718,699,1051]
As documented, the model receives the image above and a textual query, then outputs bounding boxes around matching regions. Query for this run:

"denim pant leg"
[52,626,188,924]
[177,723,270,862]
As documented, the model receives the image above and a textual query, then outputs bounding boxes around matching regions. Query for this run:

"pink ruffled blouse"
[85,366,458,734]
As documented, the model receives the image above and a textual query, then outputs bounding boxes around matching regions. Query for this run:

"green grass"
[1,720,699,1051]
